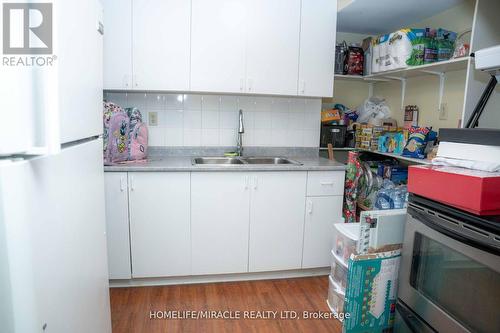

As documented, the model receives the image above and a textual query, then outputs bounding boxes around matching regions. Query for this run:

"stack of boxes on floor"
[328,210,407,333]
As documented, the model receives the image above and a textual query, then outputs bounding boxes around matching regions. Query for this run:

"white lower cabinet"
[302,196,343,268]
[248,172,307,272]
[104,170,345,280]
[104,172,131,279]
[191,172,251,275]
[128,172,191,278]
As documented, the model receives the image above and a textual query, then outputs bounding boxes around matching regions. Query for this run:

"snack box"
[343,250,401,333]
[408,165,500,215]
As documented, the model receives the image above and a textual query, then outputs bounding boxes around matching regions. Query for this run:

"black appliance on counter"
[395,194,500,333]
[320,124,347,148]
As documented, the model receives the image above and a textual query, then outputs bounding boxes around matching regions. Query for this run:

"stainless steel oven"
[397,194,500,333]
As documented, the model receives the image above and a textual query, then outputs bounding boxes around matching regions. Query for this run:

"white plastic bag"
[356,97,391,124]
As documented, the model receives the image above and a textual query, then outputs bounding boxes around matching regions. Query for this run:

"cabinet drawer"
[306,171,344,196]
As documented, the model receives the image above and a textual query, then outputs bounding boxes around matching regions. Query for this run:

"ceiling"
[337,0,465,34]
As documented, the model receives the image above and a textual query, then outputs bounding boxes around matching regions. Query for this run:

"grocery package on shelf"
[402,126,432,159]
[404,105,419,129]
[372,30,413,73]
[362,37,373,76]
[377,129,407,155]
[372,27,457,73]
[345,46,364,76]
[335,41,348,75]
[343,250,401,333]
[377,164,408,185]
[355,124,403,152]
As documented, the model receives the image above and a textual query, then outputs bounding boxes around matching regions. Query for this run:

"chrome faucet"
[236,109,244,156]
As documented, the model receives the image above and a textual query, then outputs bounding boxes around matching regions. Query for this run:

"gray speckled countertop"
[104,156,345,172]
[104,147,346,172]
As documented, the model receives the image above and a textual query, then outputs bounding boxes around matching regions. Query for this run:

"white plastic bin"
[327,275,345,317]
[330,250,348,291]
[333,223,360,263]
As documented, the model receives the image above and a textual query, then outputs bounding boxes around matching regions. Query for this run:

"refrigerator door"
[0,139,111,333]
[0,56,58,156]
[0,0,103,156]
[56,0,104,144]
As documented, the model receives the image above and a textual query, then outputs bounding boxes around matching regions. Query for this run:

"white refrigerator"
[0,1,111,332]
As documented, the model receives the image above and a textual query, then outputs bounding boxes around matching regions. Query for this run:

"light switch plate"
[149,112,158,126]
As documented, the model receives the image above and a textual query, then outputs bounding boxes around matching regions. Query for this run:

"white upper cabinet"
[191,0,247,93]
[245,0,301,95]
[103,0,336,96]
[132,0,191,91]
[298,0,337,97]
[103,0,133,89]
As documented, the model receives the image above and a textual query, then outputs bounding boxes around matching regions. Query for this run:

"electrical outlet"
[148,112,158,126]
[439,103,448,120]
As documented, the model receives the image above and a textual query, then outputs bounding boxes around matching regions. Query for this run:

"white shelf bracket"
[385,76,407,111]
[420,70,446,112]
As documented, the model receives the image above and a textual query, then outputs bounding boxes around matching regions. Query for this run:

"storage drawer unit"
[330,250,348,291]
[327,275,345,316]
[333,222,359,263]
[306,171,345,196]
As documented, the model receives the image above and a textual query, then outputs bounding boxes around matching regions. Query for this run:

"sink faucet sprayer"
[236,109,244,156]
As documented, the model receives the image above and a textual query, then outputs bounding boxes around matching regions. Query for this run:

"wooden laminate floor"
[110,276,343,333]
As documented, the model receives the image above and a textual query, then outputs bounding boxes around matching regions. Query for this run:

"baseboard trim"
[109,267,330,288]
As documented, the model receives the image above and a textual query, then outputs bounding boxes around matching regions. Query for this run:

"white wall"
[105,92,322,147]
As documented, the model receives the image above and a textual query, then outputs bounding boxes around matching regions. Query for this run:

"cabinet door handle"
[133,75,138,88]
[244,176,249,190]
[240,78,245,92]
[120,176,126,192]
[300,80,306,94]
[320,181,334,186]
[307,200,313,214]
[247,78,253,92]
[253,176,258,190]
[129,175,135,191]
[123,75,129,88]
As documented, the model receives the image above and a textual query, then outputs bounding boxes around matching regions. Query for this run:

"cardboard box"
[408,165,500,215]
[343,250,401,333]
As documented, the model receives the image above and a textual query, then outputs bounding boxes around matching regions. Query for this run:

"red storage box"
[408,165,500,215]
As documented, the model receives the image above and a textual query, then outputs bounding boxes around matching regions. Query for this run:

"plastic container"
[330,250,348,291]
[327,275,346,318]
[333,223,360,262]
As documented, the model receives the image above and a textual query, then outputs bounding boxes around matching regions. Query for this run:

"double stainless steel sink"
[192,157,302,166]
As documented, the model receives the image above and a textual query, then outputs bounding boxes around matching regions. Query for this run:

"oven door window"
[410,233,500,333]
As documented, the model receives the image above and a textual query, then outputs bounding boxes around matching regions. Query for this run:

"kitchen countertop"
[104,156,346,172]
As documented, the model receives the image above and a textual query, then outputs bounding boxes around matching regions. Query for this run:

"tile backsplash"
[105,92,321,147]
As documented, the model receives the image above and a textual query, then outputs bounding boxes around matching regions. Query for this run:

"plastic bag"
[356,97,391,124]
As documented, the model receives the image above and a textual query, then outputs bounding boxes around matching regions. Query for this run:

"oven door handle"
[408,206,500,256]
